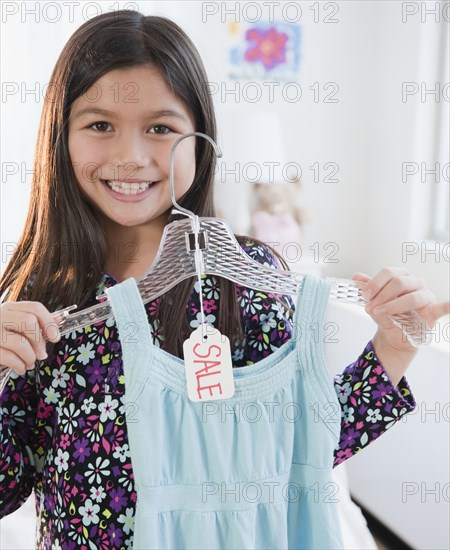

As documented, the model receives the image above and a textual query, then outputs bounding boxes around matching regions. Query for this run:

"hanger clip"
[185,230,208,251]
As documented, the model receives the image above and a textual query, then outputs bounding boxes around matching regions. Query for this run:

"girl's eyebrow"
[72,107,189,123]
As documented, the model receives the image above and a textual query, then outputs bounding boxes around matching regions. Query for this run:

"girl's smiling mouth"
[100,179,160,200]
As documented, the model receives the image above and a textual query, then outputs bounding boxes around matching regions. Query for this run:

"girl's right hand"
[0,302,61,375]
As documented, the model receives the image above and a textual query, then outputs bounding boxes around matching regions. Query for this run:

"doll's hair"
[0,10,291,358]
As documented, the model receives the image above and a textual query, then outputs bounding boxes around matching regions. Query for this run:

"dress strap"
[105,277,154,403]
[292,274,341,444]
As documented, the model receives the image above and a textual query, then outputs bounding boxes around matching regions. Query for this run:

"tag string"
[193,215,206,327]
[197,270,206,327]
[172,209,206,328]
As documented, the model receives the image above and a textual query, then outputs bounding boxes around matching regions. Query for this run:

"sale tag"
[183,323,235,402]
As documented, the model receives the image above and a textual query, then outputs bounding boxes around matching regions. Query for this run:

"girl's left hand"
[352,267,450,353]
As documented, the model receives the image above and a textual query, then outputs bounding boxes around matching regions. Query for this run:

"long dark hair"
[0,10,290,358]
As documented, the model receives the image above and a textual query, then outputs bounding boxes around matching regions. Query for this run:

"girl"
[0,9,448,550]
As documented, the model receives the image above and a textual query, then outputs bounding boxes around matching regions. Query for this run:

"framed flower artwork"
[227,20,301,81]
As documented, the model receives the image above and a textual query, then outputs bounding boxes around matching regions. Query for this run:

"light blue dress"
[106,274,344,549]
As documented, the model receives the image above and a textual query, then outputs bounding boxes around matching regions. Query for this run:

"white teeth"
[105,180,154,194]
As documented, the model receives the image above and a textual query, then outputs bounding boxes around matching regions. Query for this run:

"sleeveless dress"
[105,274,344,550]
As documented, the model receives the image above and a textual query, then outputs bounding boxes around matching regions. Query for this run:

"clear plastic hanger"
[0,132,432,394]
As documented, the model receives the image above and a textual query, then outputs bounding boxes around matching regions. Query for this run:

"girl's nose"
[110,132,153,172]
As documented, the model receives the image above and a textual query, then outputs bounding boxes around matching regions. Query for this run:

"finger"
[364,275,424,309]
[360,267,413,300]
[0,332,39,373]
[369,288,435,318]
[0,348,32,376]
[351,272,371,283]
[7,301,61,342]
[1,309,51,359]
[2,302,61,343]
[350,273,372,297]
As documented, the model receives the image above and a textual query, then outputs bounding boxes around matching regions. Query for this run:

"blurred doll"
[250,179,306,251]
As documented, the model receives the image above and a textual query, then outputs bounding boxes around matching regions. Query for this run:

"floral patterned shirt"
[0,241,416,549]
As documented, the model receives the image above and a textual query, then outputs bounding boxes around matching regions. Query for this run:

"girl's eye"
[150,125,172,135]
[90,121,111,132]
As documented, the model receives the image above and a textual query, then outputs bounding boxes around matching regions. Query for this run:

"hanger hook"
[169,131,222,219]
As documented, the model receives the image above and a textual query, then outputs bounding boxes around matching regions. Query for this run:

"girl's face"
[68,63,196,232]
